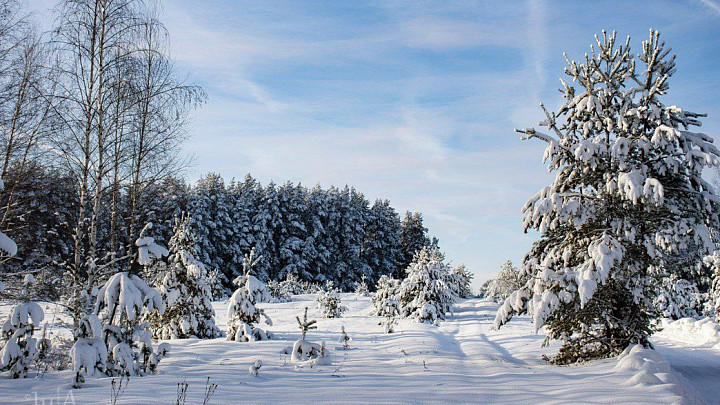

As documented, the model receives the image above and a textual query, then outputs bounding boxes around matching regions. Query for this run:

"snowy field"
[0,294,717,404]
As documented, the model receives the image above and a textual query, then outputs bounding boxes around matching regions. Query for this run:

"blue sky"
[31,0,720,287]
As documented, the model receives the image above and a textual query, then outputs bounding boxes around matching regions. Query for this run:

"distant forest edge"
[3,168,442,295]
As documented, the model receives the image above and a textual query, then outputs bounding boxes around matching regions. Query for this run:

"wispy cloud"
[694,0,720,15]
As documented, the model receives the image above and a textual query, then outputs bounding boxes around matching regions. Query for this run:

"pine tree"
[316,281,347,318]
[397,246,455,324]
[227,249,273,342]
[362,199,402,284]
[487,261,527,302]
[703,253,720,320]
[449,264,474,299]
[398,212,431,279]
[494,30,720,364]
[372,275,401,321]
[149,215,220,339]
[653,275,702,319]
[0,275,44,379]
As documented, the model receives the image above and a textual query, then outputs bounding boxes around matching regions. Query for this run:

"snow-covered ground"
[0,295,716,404]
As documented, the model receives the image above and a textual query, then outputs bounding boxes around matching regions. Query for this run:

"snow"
[657,317,720,351]
[0,297,712,403]
[0,231,17,257]
[653,318,720,404]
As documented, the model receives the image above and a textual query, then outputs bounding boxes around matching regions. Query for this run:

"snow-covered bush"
[486,261,527,302]
[149,216,220,339]
[653,275,702,319]
[448,264,474,299]
[266,280,291,302]
[274,273,322,295]
[226,249,273,342]
[0,276,45,378]
[372,275,401,317]
[249,359,262,377]
[397,246,455,324]
[316,281,347,318]
[494,30,720,364]
[353,276,371,297]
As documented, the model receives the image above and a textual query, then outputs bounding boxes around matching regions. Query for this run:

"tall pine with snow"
[150,215,220,339]
[494,30,720,364]
[398,211,431,279]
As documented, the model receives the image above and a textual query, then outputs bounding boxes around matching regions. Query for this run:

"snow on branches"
[149,216,220,340]
[0,277,44,378]
[71,223,169,387]
[497,30,720,364]
[227,248,273,342]
[316,281,347,318]
[398,246,455,325]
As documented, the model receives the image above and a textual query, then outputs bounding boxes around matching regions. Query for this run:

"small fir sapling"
[205,268,229,300]
[317,281,347,318]
[354,276,371,296]
[383,313,398,334]
[449,264,474,299]
[486,261,528,302]
[291,307,329,364]
[0,275,45,378]
[227,249,273,342]
[297,307,317,341]
[372,275,401,317]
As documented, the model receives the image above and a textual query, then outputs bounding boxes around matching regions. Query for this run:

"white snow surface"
[0,297,713,404]
[652,317,720,404]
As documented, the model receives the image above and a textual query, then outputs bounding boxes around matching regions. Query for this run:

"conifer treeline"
[3,168,436,294]
[151,173,436,292]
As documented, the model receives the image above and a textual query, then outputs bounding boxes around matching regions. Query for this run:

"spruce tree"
[398,246,455,324]
[398,212,431,279]
[494,30,720,364]
[449,264,474,299]
[150,215,220,339]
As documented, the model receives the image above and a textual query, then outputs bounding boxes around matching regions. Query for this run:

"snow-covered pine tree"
[449,264,474,299]
[0,275,44,378]
[316,281,347,318]
[71,223,169,386]
[487,260,528,302]
[362,199,403,283]
[398,211,432,279]
[354,275,371,296]
[653,275,702,319]
[397,246,455,324]
[227,249,273,342]
[372,275,401,317]
[494,30,720,364]
[205,267,229,300]
[187,173,233,285]
[277,182,309,281]
[150,215,220,339]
